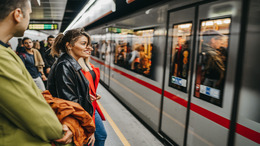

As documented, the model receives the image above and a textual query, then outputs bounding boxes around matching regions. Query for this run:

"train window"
[114,29,154,78]
[91,34,103,59]
[91,42,100,58]
[169,23,192,92]
[194,17,231,106]
[114,34,130,65]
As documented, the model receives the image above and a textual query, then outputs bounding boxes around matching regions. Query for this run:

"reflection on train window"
[91,42,99,57]
[169,23,192,92]
[114,29,154,78]
[91,34,116,64]
[91,35,104,59]
[194,18,231,107]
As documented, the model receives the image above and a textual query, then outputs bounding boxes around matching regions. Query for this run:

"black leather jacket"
[47,53,93,116]
[44,47,56,68]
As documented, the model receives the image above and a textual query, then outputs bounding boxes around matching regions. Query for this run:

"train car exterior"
[85,0,260,145]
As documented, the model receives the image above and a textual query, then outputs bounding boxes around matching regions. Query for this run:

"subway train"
[82,0,259,145]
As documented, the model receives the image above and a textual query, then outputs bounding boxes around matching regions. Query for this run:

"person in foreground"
[0,0,73,145]
[78,47,107,145]
[47,28,96,146]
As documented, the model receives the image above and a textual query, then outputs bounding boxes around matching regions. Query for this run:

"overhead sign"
[107,27,133,34]
[28,24,58,30]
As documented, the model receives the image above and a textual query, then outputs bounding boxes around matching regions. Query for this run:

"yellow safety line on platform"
[97,101,131,146]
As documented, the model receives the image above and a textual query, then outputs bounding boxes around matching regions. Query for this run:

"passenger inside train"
[200,29,226,89]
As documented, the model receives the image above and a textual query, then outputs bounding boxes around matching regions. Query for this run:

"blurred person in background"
[16,38,25,54]
[19,37,47,91]
[33,40,40,50]
[43,35,56,76]
[201,30,226,88]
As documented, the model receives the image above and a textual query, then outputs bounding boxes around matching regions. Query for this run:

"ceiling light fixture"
[64,0,96,32]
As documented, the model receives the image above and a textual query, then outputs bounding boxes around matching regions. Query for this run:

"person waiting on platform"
[47,28,96,146]
[201,30,226,88]
[33,40,40,50]
[19,37,47,91]
[43,35,56,77]
[78,48,107,146]
[16,38,25,54]
[0,0,73,145]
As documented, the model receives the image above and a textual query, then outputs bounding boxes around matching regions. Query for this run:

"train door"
[103,33,113,86]
[99,34,107,84]
[188,0,242,145]
[91,34,102,72]
[234,0,260,145]
[161,7,195,145]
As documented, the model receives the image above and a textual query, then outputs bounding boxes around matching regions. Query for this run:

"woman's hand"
[55,124,73,144]
[96,94,101,100]
[88,133,95,146]
[90,94,101,102]
[90,94,97,102]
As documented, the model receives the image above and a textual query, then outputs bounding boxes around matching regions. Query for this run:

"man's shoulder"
[18,52,26,58]
[32,48,40,53]
[0,45,17,59]
[202,45,217,55]
[18,51,33,59]
[0,45,25,70]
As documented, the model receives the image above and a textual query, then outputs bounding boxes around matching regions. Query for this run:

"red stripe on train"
[91,57,260,144]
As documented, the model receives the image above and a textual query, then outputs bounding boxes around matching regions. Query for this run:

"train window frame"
[194,16,232,107]
[168,21,193,93]
[113,28,155,79]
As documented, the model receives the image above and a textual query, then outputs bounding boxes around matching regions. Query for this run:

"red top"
[81,63,105,122]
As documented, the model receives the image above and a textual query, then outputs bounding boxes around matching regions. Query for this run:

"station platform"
[96,84,163,146]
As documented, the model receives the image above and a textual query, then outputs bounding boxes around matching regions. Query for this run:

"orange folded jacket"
[42,90,95,146]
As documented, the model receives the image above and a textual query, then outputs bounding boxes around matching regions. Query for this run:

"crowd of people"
[0,0,106,145]
[114,43,152,76]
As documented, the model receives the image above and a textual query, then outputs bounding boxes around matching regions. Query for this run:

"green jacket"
[0,44,69,145]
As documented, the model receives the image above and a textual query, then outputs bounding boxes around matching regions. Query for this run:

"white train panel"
[87,0,260,145]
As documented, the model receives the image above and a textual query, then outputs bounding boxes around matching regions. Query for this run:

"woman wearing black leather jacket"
[47,28,96,145]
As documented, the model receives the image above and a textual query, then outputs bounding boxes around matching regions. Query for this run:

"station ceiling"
[30,0,89,35]
[29,0,167,35]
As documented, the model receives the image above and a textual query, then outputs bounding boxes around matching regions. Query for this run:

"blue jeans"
[94,111,107,146]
